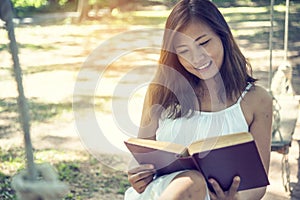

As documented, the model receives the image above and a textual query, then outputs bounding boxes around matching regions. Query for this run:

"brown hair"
[144,0,256,120]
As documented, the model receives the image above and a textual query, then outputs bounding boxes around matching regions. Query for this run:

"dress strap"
[236,82,253,104]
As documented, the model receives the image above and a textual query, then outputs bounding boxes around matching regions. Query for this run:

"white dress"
[124,83,252,200]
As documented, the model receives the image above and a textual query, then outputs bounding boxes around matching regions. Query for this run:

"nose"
[192,46,205,65]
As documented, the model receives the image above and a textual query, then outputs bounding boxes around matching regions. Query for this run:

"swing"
[0,0,68,199]
[268,0,299,193]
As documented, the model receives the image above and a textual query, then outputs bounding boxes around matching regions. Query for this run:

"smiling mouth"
[194,60,212,70]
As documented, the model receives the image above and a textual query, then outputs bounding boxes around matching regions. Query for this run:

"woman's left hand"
[208,176,241,200]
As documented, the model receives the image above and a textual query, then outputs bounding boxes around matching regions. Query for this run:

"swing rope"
[269,0,282,147]
[268,0,274,91]
[268,0,295,193]
[1,0,37,181]
[269,0,293,147]
[268,0,282,143]
[0,0,68,199]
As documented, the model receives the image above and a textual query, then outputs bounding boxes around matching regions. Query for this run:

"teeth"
[195,61,211,70]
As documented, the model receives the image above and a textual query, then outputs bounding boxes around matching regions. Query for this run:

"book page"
[187,132,253,155]
[126,138,187,155]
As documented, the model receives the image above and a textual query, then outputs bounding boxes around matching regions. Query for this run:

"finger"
[228,176,240,196]
[208,190,217,200]
[209,179,225,199]
[134,175,155,193]
[131,170,156,182]
[128,164,155,174]
[128,170,155,184]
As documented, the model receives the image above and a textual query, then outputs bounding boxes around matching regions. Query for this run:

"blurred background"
[1,0,300,199]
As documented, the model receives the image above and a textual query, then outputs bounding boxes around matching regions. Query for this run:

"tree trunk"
[77,0,89,22]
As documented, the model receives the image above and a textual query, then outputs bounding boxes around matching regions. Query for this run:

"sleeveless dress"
[124,83,253,200]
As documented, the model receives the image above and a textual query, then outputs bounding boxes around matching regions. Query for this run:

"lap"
[124,170,210,200]
[159,170,209,200]
[124,171,185,200]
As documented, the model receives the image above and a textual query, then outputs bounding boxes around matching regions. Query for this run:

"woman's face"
[174,20,224,80]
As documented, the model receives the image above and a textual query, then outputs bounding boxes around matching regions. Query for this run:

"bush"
[11,0,76,17]
[11,0,48,8]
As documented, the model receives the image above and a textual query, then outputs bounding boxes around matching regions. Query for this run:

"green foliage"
[89,0,128,8]
[117,178,131,194]
[0,148,25,200]
[57,162,80,181]
[58,0,69,6]
[89,0,110,6]
[0,172,17,200]
[11,0,71,8]
[11,0,48,8]
[11,0,77,17]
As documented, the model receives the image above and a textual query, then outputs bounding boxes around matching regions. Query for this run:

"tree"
[77,0,90,22]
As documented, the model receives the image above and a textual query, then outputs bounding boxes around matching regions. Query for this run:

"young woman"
[125,0,272,199]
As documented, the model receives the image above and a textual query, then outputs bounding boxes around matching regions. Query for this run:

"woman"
[125,0,272,199]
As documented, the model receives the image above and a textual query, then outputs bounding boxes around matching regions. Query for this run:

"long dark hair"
[144,0,256,120]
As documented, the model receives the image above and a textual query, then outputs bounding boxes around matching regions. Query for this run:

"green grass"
[0,98,73,138]
[0,98,72,123]
[0,148,130,200]
[0,172,16,200]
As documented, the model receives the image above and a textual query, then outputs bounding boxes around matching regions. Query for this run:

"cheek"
[208,47,224,68]
[214,41,224,66]
[177,57,196,75]
[217,48,224,67]
[178,56,191,69]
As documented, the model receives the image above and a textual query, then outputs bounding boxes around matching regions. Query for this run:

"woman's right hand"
[127,164,156,193]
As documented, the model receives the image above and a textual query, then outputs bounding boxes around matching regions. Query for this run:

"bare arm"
[127,89,160,192]
[239,85,273,199]
[138,89,160,140]
[203,85,273,200]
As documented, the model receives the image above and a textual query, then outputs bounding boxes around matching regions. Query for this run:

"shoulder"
[242,85,273,115]
[246,84,273,108]
[241,84,273,125]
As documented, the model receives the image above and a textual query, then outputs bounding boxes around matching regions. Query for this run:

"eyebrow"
[194,34,207,42]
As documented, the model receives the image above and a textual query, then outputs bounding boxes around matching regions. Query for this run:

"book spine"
[191,156,203,173]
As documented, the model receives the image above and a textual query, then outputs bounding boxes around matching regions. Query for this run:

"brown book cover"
[124,132,269,191]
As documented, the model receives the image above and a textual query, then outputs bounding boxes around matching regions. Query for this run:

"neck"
[199,75,224,96]
[196,76,227,110]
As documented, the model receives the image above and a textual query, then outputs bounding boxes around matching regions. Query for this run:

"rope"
[1,0,37,181]
[1,1,69,199]
[268,0,274,91]
[284,0,290,62]
[282,152,291,193]
[271,95,281,140]
[268,0,282,144]
[268,0,293,193]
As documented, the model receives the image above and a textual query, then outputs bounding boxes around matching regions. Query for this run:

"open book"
[124,132,269,191]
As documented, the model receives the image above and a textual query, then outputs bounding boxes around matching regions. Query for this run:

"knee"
[178,170,207,187]
[159,170,208,200]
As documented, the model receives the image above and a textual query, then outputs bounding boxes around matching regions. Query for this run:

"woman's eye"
[199,39,210,46]
[177,49,188,54]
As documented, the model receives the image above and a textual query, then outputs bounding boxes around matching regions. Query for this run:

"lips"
[194,60,212,70]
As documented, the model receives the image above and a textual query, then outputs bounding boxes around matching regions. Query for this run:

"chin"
[194,71,219,81]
